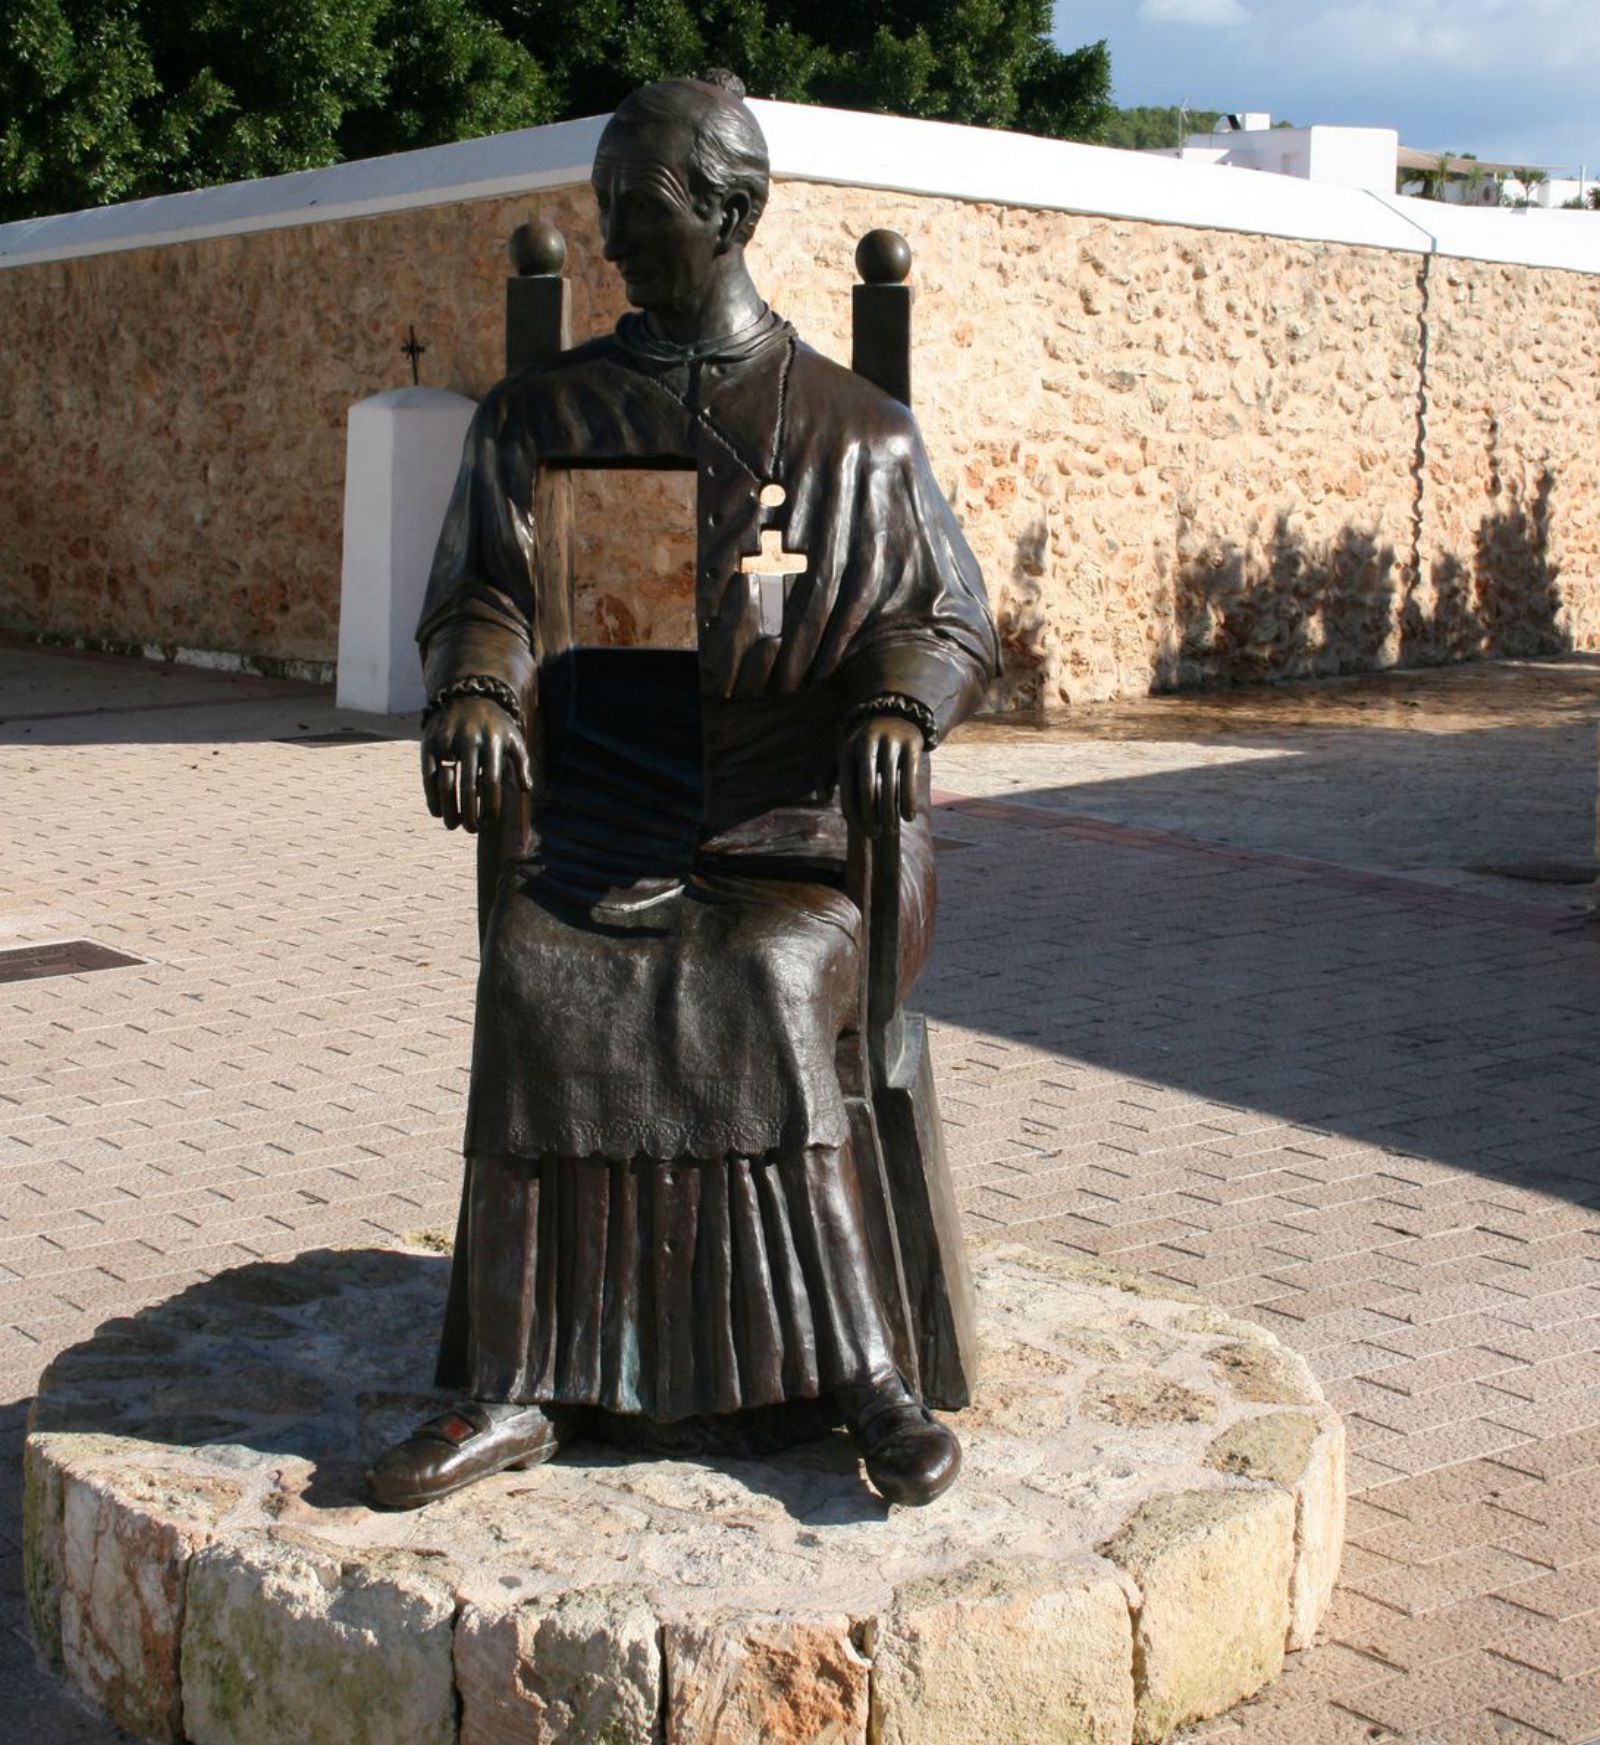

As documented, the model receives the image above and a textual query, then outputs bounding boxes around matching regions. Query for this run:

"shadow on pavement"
[919,761,1600,1212]
[25,1249,883,1533]
[0,643,410,749]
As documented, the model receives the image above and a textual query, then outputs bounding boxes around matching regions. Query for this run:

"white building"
[1519,174,1592,209]
[1394,148,1592,208]
[1394,147,1504,205]
[1155,113,1400,197]
[1154,116,1592,209]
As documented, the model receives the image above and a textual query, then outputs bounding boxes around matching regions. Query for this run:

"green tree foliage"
[486,1,1110,137]
[1100,105,1221,151]
[1414,151,1454,202]
[818,3,1110,138]
[1,0,1111,221]
[342,0,552,160]
[1504,165,1547,208]
[488,0,827,117]
[1,0,160,215]
[0,0,550,219]
[1099,106,1301,153]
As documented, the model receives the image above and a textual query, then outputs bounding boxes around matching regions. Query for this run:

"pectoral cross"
[738,484,807,636]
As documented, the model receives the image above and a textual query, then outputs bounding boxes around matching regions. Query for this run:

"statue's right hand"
[420,697,533,833]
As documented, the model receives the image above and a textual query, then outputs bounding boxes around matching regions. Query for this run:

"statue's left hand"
[840,715,924,838]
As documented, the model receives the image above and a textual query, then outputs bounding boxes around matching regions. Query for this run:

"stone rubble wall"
[2,178,1596,704]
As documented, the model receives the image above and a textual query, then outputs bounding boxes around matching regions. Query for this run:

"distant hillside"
[1102,107,1221,150]
[1101,106,1295,151]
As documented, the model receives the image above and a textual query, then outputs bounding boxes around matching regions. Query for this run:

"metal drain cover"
[0,940,146,983]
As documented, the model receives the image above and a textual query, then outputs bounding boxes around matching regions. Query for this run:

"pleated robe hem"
[434,1142,898,1425]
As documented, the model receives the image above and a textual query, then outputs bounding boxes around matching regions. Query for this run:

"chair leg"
[844,1091,919,1393]
[872,1014,980,1412]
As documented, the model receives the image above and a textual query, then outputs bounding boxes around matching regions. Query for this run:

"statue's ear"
[717,190,752,252]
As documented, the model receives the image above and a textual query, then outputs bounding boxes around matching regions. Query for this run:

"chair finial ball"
[856,228,912,285]
[509,219,567,277]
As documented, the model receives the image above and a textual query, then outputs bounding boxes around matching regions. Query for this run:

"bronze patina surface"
[371,70,998,1513]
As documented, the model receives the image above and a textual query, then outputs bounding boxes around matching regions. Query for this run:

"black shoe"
[366,1400,563,1510]
[839,1372,962,1507]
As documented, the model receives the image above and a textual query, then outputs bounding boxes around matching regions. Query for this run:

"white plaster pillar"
[337,386,477,715]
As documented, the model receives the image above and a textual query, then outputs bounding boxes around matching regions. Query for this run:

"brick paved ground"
[3,643,1599,1743]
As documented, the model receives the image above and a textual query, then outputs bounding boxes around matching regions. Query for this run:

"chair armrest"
[473,678,537,945]
[847,814,906,1086]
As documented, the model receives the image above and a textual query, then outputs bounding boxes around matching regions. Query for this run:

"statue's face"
[591,124,733,315]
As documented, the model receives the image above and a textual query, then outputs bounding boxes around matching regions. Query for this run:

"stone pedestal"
[25,1245,1344,1745]
[336,387,476,716]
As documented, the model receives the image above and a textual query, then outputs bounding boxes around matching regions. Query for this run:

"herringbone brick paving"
[3,644,1598,1742]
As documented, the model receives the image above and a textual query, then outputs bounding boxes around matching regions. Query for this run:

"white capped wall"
[2,100,1598,278]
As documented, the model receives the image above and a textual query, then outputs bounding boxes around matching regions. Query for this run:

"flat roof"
[1396,146,1567,177]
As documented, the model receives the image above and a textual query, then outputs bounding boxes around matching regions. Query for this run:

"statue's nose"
[600,214,631,262]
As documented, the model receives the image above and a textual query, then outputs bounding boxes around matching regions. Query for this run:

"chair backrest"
[477,220,920,934]
[504,217,915,397]
[482,222,958,1405]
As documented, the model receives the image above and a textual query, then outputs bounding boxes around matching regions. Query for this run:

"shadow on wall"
[1481,469,1567,656]
[994,517,1053,700]
[1155,516,1399,691]
[1131,473,1569,695]
[1400,468,1567,665]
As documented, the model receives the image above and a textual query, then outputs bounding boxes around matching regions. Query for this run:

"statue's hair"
[598,74,770,243]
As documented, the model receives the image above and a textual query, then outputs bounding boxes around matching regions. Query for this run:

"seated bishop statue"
[367,70,999,1514]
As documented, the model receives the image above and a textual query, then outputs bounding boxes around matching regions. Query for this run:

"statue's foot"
[838,1372,961,1507]
[366,1401,563,1511]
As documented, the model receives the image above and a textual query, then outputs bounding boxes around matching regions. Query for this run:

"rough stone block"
[457,1587,661,1745]
[22,1436,67,1668]
[1082,1369,1218,1427]
[1101,1487,1295,1744]
[869,1558,1136,1745]
[26,1247,1344,1744]
[1203,1407,1346,1652]
[58,1459,237,1742]
[1204,1409,1320,1484]
[1288,1417,1347,1652]
[664,1616,871,1745]
[1206,1339,1322,1406]
[180,1535,457,1745]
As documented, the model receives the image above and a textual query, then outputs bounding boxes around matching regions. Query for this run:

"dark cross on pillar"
[401,324,427,386]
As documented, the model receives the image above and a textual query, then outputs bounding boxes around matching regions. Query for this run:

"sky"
[1053,0,1600,172]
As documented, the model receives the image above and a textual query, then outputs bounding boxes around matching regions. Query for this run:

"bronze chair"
[469,221,978,1411]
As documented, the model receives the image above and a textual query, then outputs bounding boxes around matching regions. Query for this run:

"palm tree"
[1419,151,1452,201]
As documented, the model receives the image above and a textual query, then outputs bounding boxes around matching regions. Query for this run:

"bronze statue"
[367,71,998,1513]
